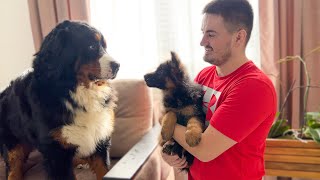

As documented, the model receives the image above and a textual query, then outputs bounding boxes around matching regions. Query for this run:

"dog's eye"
[89,45,97,50]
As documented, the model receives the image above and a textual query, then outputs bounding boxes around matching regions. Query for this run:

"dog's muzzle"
[99,54,120,79]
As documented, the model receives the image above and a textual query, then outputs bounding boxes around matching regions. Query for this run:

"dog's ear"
[168,51,190,84]
[33,21,74,81]
[55,20,72,30]
[36,21,72,58]
[168,51,184,84]
[170,51,181,68]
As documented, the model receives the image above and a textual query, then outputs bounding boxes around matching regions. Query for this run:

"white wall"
[0,1,35,89]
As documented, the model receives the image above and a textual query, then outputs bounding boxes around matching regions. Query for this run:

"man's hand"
[161,141,188,169]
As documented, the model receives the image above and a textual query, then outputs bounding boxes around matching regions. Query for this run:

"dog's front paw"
[161,111,177,141]
[161,128,174,141]
[162,143,174,155]
[185,130,201,147]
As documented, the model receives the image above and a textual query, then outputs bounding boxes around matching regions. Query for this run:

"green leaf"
[308,127,320,143]
[305,112,320,129]
[268,119,290,138]
[306,112,320,119]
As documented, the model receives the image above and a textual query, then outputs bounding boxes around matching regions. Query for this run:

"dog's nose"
[144,74,150,81]
[111,61,120,73]
[110,61,120,79]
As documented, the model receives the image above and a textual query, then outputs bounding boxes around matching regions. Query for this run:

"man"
[161,0,277,179]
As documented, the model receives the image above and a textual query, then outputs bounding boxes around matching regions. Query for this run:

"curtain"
[260,0,320,132]
[28,0,91,51]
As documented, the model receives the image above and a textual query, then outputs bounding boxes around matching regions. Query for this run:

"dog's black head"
[144,51,188,90]
[33,20,120,88]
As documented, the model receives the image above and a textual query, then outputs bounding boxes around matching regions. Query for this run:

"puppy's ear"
[170,51,181,67]
[169,51,189,83]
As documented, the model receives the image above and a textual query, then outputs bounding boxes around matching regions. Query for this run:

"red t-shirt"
[189,61,277,180]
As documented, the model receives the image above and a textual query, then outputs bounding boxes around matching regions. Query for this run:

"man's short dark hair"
[203,0,253,45]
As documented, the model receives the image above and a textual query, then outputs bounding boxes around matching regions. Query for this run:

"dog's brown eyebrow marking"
[95,33,101,41]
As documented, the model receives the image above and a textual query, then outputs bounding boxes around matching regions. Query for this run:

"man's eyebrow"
[201,29,218,34]
[206,30,217,33]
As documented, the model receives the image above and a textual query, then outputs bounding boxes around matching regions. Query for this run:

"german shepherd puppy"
[144,52,205,170]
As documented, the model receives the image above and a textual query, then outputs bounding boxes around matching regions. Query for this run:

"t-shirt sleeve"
[210,78,276,142]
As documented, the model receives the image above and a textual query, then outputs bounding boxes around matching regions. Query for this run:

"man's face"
[200,14,233,66]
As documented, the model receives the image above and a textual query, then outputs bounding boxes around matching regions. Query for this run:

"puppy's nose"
[144,74,150,81]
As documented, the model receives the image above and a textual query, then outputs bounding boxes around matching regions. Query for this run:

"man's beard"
[203,45,232,66]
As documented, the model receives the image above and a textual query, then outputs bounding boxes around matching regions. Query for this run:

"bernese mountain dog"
[0,20,120,180]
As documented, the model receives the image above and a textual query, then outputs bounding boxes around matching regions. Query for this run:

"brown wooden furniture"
[265,138,320,178]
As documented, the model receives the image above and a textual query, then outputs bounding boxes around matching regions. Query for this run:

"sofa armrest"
[103,123,161,180]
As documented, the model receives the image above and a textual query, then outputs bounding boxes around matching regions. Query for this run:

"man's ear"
[234,29,247,47]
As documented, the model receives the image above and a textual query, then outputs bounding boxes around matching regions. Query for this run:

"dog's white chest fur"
[62,84,115,157]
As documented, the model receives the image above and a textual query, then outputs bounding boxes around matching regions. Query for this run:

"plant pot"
[265,138,320,178]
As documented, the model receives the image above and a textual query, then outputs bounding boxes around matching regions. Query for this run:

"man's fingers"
[172,156,187,167]
[171,156,184,165]
[161,151,188,168]
[160,144,188,169]
[179,159,188,169]
[162,152,180,163]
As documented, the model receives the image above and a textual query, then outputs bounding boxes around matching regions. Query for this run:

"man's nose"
[200,36,207,46]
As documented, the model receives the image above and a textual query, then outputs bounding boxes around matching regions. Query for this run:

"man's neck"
[216,54,248,77]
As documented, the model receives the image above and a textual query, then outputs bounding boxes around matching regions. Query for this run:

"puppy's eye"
[157,70,165,76]
[89,45,97,50]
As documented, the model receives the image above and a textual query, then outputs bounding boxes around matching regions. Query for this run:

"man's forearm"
[173,124,236,162]
[173,124,209,162]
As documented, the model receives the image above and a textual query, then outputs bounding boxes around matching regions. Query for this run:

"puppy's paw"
[185,130,201,147]
[159,138,167,146]
[161,111,177,141]
[162,143,174,155]
[161,127,174,141]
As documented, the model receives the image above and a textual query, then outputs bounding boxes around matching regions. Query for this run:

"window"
[90,0,260,79]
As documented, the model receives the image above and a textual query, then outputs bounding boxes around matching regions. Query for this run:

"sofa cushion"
[110,79,153,158]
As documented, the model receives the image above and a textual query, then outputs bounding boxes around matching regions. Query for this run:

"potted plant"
[265,46,320,178]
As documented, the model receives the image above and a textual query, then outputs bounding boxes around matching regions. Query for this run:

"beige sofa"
[0,79,187,180]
